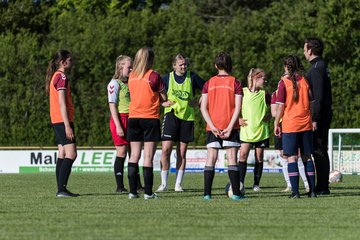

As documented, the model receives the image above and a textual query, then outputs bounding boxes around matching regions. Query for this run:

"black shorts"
[161,111,194,143]
[127,118,161,142]
[206,130,240,149]
[274,136,282,150]
[240,138,269,148]
[52,122,76,146]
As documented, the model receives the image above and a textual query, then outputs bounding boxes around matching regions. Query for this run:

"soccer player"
[126,47,169,199]
[238,68,270,193]
[107,55,143,193]
[271,90,310,193]
[200,52,243,200]
[156,53,205,192]
[46,50,79,197]
[304,37,332,195]
[274,55,316,198]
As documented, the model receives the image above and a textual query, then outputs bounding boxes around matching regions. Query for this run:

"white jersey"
[107,79,120,103]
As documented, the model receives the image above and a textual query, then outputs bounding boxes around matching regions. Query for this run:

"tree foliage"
[0,0,359,146]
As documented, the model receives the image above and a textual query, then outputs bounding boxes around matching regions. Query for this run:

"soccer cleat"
[316,189,330,196]
[203,195,212,200]
[231,195,245,201]
[56,190,79,198]
[289,192,300,199]
[116,187,128,193]
[282,186,292,192]
[144,193,159,199]
[65,189,80,197]
[155,184,168,192]
[253,185,261,192]
[128,193,140,199]
[174,185,184,192]
[308,192,317,198]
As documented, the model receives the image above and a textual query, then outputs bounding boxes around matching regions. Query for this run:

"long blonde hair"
[131,47,154,78]
[247,68,265,90]
[113,55,131,80]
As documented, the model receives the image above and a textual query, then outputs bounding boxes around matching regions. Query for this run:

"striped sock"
[288,162,299,194]
[228,165,240,196]
[304,160,316,192]
[204,166,215,196]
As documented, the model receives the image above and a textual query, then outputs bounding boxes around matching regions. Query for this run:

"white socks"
[175,170,184,187]
[160,169,184,187]
[297,159,309,187]
[282,159,291,187]
[160,170,168,186]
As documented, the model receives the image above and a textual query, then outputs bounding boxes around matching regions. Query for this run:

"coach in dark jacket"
[303,37,332,195]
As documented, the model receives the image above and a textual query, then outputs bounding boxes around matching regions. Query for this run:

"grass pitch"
[1,172,360,239]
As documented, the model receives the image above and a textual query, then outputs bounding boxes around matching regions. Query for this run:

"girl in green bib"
[238,68,271,194]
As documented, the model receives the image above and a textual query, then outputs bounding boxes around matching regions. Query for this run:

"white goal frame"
[328,128,360,173]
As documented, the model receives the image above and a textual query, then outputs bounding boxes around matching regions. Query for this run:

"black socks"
[128,162,138,194]
[254,161,263,186]
[143,166,154,195]
[204,166,215,196]
[56,158,64,188]
[238,161,247,188]
[114,156,126,189]
[58,158,74,192]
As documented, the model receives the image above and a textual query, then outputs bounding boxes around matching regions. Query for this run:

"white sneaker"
[128,193,140,199]
[281,186,292,192]
[253,185,261,192]
[144,193,159,199]
[174,185,184,192]
[156,184,168,192]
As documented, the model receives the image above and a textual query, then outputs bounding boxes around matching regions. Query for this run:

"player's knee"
[162,147,172,157]
[67,152,77,160]
[239,152,248,161]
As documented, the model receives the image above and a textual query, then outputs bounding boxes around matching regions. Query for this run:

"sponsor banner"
[0,149,284,174]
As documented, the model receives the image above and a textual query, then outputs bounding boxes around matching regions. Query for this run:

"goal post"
[328,128,360,175]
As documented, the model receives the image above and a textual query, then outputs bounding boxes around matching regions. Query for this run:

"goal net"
[328,129,360,175]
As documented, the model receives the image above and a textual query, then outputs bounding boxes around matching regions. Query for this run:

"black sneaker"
[56,190,79,198]
[116,187,128,193]
[316,189,330,195]
[308,192,317,198]
[289,192,300,199]
[65,189,80,197]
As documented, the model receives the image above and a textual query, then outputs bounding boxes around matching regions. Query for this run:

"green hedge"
[0,0,359,146]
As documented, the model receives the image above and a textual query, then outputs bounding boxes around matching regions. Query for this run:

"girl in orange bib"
[46,50,79,198]
[274,55,316,198]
